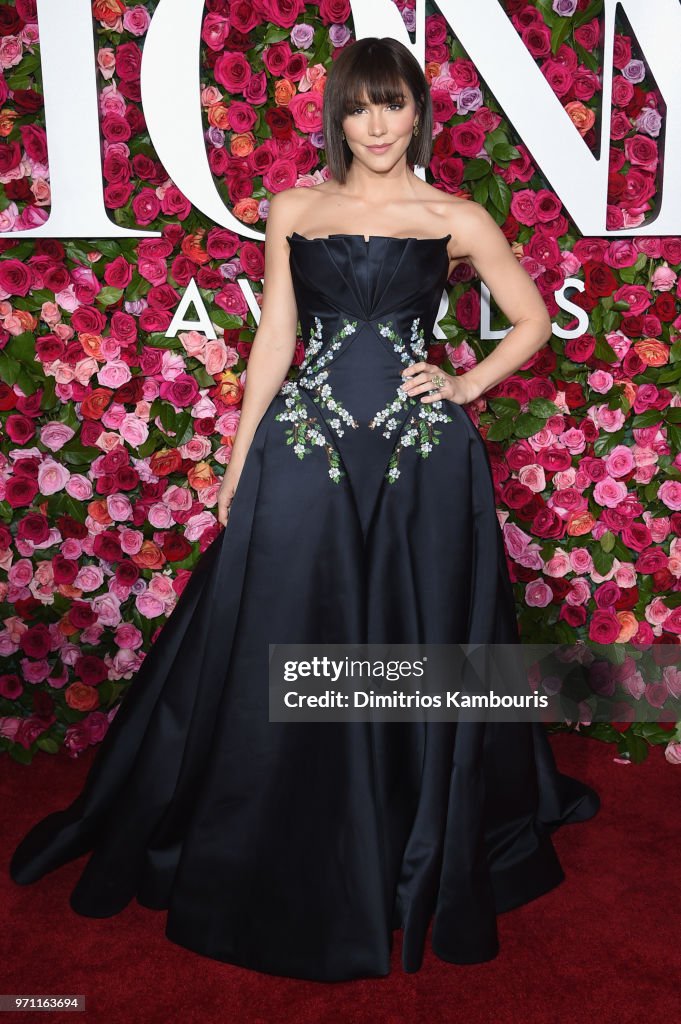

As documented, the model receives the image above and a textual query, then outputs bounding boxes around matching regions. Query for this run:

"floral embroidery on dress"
[369,316,453,483]
[275,316,358,483]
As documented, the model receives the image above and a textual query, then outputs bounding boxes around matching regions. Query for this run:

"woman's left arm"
[449,200,553,402]
[403,201,554,407]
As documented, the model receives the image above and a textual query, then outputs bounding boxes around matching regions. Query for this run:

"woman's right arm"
[217,191,299,526]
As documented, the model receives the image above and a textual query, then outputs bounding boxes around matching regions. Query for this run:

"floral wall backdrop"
[0,0,679,765]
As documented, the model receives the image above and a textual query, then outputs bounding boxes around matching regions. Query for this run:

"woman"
[10,36,599,981]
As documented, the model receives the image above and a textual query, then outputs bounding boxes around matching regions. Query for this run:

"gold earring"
[413,119,419,137]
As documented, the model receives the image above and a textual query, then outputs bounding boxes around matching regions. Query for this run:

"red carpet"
[1,734,679,1024]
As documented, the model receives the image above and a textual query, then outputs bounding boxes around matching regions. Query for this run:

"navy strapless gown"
[9,231,599,981]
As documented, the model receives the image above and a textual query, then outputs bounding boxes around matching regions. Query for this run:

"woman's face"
[340,83,418,168]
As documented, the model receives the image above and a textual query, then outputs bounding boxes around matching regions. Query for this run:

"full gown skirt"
[9,232,599,981]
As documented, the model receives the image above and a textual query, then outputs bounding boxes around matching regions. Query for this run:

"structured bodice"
[276,232,455,520]
[286,231,451,337]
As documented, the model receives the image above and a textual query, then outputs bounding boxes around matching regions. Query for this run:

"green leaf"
[618,730,649,764]
[472,178,490,204]
[486,414,516,441]
[574,0,604,30]
[513,413,546,438]
[36,735,61,754]
[593,335,618,363]
[488,175,512,218]
[462,158,492,181]
[491,142,521,163]
[95,286,124,307]
[592,546,615,577]
[600,530,615,553]
[527,397,558,419]
[551,17,573,55]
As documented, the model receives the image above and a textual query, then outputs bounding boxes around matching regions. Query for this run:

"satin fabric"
[10,232,599,981]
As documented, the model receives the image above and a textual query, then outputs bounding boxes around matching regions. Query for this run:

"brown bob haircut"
[322,37,434,184]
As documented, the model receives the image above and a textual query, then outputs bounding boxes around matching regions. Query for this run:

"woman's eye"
[351,104,403,114]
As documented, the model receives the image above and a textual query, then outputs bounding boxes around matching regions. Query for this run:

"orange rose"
[274,79,296,105]
[567,511,596,536]
[622,381,637,406]
[231,133,255,158]
[615,611,639,643]
[58,612,81,636]
[79,332,104,359]
[565,100,595,136]
[0,109,19,137]
[88,499,113,526]
[150,448,183,477]
[424,61,442,85]
[181,231,211,265]
[633,338,669,366]
[133,539,165,570]
[234,197,260,225]
[65,682,100,711]
[217,371,243,406]
[92,0,125,25]
[207,103,230,129]
[187,461,216,490]
[15,309,37,332]
[81,389,112,420]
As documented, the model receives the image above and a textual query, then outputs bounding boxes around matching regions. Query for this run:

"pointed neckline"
[288,231,452,246]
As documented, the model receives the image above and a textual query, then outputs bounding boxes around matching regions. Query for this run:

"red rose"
[52,555,79,585]
[73,654,108,686]
[16,512,49,544]
[115,41,142,82]
[5,414,35,444]
[654,293,676,322]
[214,51,252,92]
[4,475,38,507]
[20,623,52,659]
[451,123,486,158]
[115,560,140,588]
[0,259,33,296]
[104,255,134,289]
[163,533,192,561]
[68,602,98,629]
[92,531,123,564]
[259,0,305,30]
[0,140,21,174]
[19,125,48,163]
[583,261,618,298]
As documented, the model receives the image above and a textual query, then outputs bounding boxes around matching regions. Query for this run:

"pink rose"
[658,481,681,511]
[122,5,151,36]
[0,259,32,296]
[37,459,70,495]
[98,360,132,388]
[136,590,166,619]
[202,13,230,51]
[40,422,76,451]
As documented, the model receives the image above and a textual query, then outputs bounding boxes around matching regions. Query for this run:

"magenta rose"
[104,255,134,289]
[0,259,33,296]
[132,189,161,226]
[115,41,142,82]
[318,0,350,25]
[20,124,48,163]
[450,123,485,158]
[259,0,305,29]
[160,374,200,409]
[214,51,252,92]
